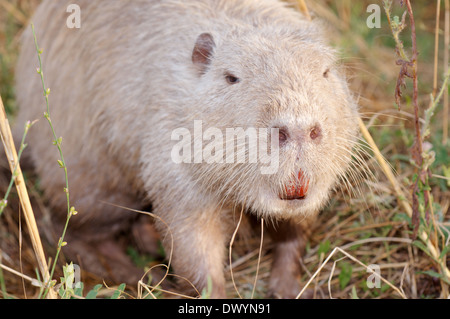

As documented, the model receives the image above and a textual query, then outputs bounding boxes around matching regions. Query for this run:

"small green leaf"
[350,286,359,299]
[439,245,449,260]
[318,240,331,258]
[110,283,126,299]
[381,283,391,293]
[69,206,78,216]
[393,15,400,24]
[63,263,75,289]
[74,282,84,297]
[338,262,353,290]
[86,284,103,299]
[412,240,433,259]
[58,285,65,298]
[201,276,213,299]
[443,166,450,187]
[53,137,62,146]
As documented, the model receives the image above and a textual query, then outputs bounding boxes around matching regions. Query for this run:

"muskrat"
[14,0,359,298]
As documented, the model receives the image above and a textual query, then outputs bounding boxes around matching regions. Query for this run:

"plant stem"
[382,0,450,295]
[443,0,449,144]
[0,120,34,216]
[404,0,423,169]
[31,23,75,299]
[0,95,56,299]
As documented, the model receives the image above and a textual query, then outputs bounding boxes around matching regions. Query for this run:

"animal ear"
[192,33,215,74]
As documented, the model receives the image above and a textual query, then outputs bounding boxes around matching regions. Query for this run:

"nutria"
[14,0,359,298]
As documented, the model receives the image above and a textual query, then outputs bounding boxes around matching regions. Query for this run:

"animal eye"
[323,68,330,78]
[225,73,240,84]
[278,128,288,145]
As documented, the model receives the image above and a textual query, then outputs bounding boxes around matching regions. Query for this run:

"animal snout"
[275,123,323,147]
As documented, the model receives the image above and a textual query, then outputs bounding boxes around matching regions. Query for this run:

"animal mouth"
[280,170,309,201]
[280,193,307,201]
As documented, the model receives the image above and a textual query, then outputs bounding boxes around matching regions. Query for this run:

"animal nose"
[274,124,322,147]
[309,124,322,141]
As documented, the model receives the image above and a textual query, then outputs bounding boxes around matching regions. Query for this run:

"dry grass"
[0,0,449,299]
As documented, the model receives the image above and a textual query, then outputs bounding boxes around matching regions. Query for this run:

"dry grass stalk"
[0,0,28,25]
[432,0,441,98]
[358,118,410,216]
[100,203,184,298]
[139,277,197,300]
[251,218,264,299]
[0,95,56,299]
[296,246,407,299]
[296,0,311,20]
[359,116,450,285]
[0,263,38,287]
[444,0,449,145]
[229,206,244,299]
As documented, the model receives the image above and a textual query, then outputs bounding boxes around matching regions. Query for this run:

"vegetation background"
[0,0,449,299]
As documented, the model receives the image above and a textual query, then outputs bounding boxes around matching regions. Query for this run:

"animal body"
[15,0,359,298]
